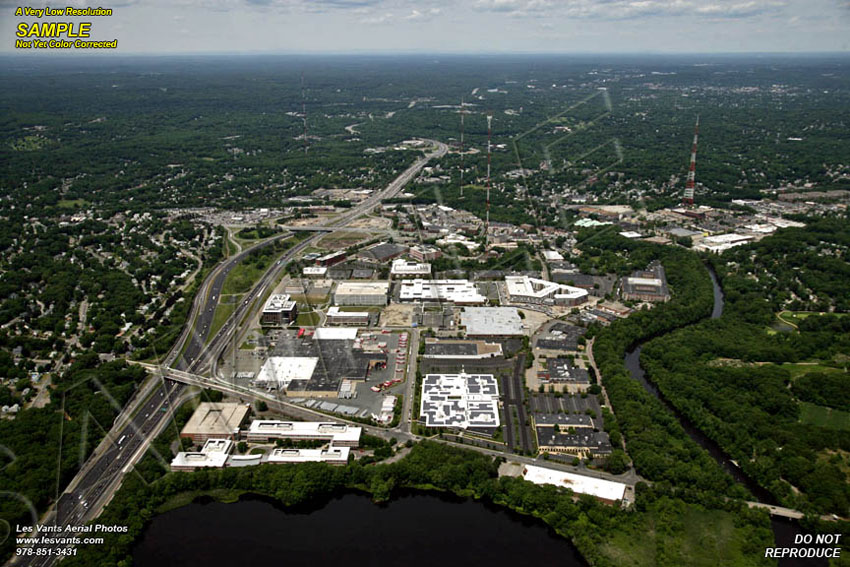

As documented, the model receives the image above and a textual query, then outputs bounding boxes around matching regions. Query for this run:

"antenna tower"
[459,97,465,199]
[485,113,492,247]
[682,115,699,206]
[301,72,308,154]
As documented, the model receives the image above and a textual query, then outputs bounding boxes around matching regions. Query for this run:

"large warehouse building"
[460,307,525,337]
[334,281,390,306]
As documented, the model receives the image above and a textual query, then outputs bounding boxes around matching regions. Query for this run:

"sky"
[3,0,850,54]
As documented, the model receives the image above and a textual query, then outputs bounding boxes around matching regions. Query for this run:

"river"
[133,493,587,567]
[624,265,826,566]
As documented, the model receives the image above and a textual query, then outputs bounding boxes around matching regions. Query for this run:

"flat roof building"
[621,261,670,303]
[693,233,755,254]
[521,464,626,504]
[255,357,319,390]
[420,372,500,429]
[409,244,442,262]
[536,323,586,351]
[267,446,350,466]
[460,307,525,337]
[535,428,612,459]
[245,420,362,446]
[334,281,390,306]
[303,266,328,277]
[313,327,358,340]
[399,279,487,304]
[423,338,503,359]
[358,242,408,262]
[540,358,590,390]
[316,251,347,267]
[326,306,371,327]
[391,258,432,277]
[505,276,588,307]
[180,403,251,443]
[171,438,234,471]
[260,293,298,326]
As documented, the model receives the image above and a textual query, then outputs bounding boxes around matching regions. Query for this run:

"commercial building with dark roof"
[621,261,670,303]
[358,242,408,262]
[535,323,586,351]
[535,428,613,459]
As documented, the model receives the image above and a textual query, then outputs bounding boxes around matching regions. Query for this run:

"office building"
[334,281,390,306]
[399,279,487,304]
[261,293,298,326]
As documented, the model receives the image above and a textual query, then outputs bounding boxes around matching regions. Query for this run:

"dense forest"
[639,218,850,516]
[582,232,750,503]
[3,56,849,217]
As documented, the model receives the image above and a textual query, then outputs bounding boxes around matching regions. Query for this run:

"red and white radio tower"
[485,112,492,247]
[682,115,699,206]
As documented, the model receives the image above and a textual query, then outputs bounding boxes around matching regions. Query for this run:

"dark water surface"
[133,492,587,567]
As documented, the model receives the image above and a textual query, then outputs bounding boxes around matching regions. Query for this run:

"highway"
[171,232,297,370]
[17,378,186,567]
[196,139,447,377]
[14,140,446,567]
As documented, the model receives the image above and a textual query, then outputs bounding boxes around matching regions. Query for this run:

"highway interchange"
[14,140,446,566]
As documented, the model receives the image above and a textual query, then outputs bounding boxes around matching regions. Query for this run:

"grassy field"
[208,299,237,340]
[778,362,845,380]
[599,504,770,567]
[57,198,88,208]
[296,311,320,326]
[777,310,849,329]
[316,231,372,250]
[222,261,267,295]
[799,402,850,430]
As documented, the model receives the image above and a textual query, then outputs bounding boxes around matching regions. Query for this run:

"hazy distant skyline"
[3,0,849,55]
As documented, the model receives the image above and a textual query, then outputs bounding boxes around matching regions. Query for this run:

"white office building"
[390,259,431,277]
[399,279,487,304]
[505,276,588,306]
[245,420,362,446]
[420,372,500,429]
[267,446,350,466]
[170,439,234,471]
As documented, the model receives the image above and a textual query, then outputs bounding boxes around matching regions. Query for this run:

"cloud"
[404,7,442,20]
[359,11,394,23]
[471,0,786,20]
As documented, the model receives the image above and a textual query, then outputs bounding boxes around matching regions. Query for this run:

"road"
[14,140,446,566]
[17,378,186,567]
[395,327,420,434]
